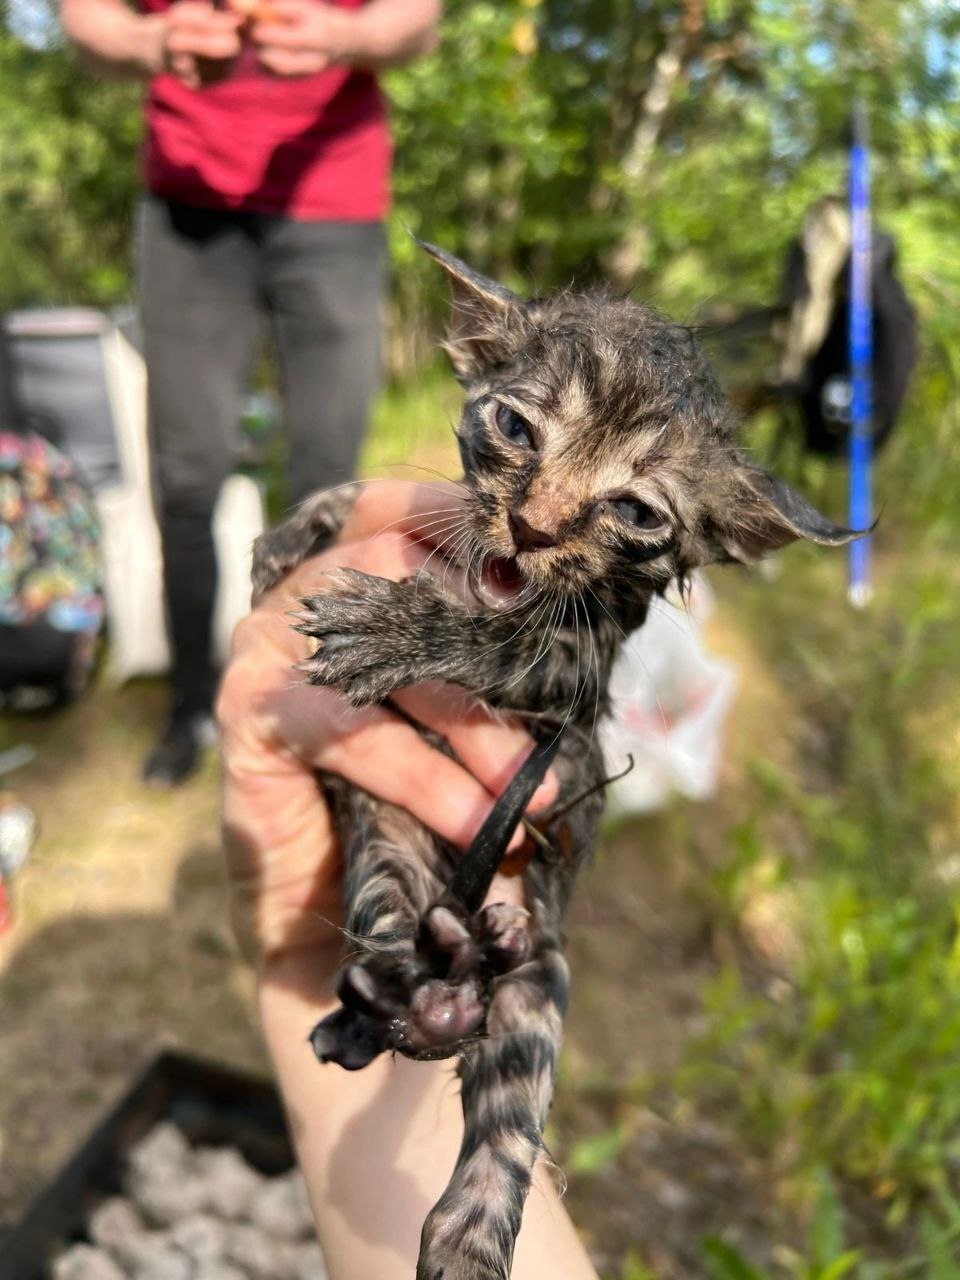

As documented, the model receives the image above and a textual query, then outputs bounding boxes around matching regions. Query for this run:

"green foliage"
[568,1123,630,1175]
[680,354,960,1271]
[0,3,141,306]
[614,1252,659,1280]
[3,0,958,353]
[702,1175,860,1279]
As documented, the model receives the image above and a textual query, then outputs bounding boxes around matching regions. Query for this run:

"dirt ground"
[0,599,792,1277]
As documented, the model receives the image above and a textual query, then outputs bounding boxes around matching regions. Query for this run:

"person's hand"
[217,480,557,989]
[248,0,350,77]
[219,480,597,1280]
[160,0,243,87]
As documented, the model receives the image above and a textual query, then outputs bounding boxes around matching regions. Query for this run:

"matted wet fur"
[252,243,859,1280]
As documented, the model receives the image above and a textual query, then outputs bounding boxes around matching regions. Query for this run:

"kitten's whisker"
[473,593,553,677]
[474,591,557,694]
[557,595,584,740]
[435,529,478,617]
[574,590,603,745]
[372,461,468,492]
[503,591,562,694]
[404,525,472,566]
[413,527,473,603]
[358,507,467,544]
[285,478,367,512]
[591,587,671,736]
[584,584,629,644]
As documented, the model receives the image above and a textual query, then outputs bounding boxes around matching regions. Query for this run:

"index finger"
[269,686,531,852]
[392,683,559,811]
[169,2,242,29]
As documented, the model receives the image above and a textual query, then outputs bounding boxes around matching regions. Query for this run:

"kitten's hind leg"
[310,795,537,1068]
[416,912,569,1280]
[309,797,448,1069]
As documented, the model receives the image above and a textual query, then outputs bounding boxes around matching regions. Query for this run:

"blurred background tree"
[2,0,957,332]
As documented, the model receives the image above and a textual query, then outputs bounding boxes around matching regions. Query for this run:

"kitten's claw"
[309,1006,388,1071]
[295,571,428,705]
[477,902,532,972]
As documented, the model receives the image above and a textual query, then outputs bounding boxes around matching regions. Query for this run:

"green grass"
[362,362,463,477]
[676,355,960,1276]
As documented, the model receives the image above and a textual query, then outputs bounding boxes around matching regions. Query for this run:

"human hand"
[247,0,350,77]
[160,0,243,87]
[217,480,557,984]
[219,481,596,1280]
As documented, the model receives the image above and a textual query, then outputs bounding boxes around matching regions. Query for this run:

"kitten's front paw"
[295,569,413,704]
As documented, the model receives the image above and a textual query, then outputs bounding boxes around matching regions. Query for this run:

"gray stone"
[128,1124,192,1179]
[294,1241,328,1280]
[248,1172,313,1242]
[52,1244,127,1280]
[194,1147,264,1220]
[96,1225,176,1273]
[224,1222,299,1280]
[194,1267,247,1280]
[169,1214,227,1263]
[131,1245,194,1280]
[127,1170,209,1227]
[118,1234,166,1269]
[88,1196,147,1256]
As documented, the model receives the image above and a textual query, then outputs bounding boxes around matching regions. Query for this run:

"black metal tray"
[0,1048,293,1280]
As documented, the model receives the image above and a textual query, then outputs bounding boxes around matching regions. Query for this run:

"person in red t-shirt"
[61,0,440,783]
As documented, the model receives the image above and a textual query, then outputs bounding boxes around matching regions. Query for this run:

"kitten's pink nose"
[508,510,560,552]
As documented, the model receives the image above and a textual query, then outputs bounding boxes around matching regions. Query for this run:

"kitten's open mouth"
[475,556,526,608]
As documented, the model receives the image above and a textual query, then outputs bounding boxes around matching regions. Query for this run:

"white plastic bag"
[600,576,738,814]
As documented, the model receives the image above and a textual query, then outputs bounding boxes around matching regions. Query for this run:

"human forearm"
[259,956,598,1280]
[252,0,441,76]
[329,0,441,70]
[60,0,168,79]
[61,0,242,86]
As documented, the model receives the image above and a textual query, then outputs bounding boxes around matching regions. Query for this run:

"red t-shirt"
[141,0,391,220]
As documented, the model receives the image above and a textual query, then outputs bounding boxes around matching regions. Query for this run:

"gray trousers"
[137,196,386,713]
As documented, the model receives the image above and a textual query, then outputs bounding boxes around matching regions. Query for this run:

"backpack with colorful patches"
[0,420,105,705]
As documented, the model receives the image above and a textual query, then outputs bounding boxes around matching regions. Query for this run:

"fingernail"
[507,823,525,853]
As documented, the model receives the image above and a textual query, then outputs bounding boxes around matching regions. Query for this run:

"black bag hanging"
[780,200,919,457]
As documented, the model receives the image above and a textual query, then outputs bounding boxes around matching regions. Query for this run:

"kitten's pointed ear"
[711,458,866,562]
[418,240,528,380]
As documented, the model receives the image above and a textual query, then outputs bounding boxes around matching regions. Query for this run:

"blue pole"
[848,101,873,607]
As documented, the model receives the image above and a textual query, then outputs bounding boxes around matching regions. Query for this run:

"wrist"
[138,14,172,77]
[319,7,376,65]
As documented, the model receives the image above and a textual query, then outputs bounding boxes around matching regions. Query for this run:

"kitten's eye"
[495,402,536,450]
[610,498,667,532]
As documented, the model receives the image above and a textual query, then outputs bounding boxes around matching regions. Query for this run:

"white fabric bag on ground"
[600,576,738,814]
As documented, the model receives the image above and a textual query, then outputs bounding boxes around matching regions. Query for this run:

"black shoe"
[143,713,216,787]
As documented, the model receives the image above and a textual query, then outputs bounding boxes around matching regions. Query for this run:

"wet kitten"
[252,243,857,1280]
